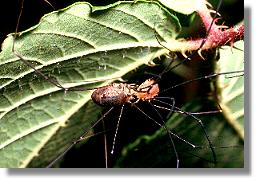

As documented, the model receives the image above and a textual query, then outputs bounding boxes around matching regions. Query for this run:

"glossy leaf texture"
[115,41,244,168]
[0,1,181,167]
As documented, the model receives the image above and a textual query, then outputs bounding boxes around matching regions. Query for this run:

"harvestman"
[10,0,244,168]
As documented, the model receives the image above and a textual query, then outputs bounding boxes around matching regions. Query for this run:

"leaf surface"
[0,1,180,167]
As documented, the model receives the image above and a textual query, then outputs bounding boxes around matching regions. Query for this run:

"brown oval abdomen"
[91,83,129,107]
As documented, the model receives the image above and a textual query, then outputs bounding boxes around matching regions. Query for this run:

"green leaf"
[0,1,180,167]
[218,41,244,139]
[115,41,244,168]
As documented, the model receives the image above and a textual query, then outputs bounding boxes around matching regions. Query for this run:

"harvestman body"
[92,79,159,106]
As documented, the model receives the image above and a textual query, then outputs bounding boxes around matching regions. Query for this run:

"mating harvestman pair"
[9,0,244,168]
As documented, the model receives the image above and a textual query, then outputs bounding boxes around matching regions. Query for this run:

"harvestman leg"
[110,105,125,155]
[47,107,115,168]
[133,101,180,168]
[152,97,218,165]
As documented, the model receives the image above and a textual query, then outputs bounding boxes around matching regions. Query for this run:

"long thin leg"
[144,102,198,148]
[133,104,180,168]
[175,106,217,165]
[147,100,181,168]
[13,0,64,89]
[102,119,108,168]
[152,98,217,165]
[47,107,114,168]
[111,105,125,154]
[154,97,221,115]
[160,70,244,94]
[12,0,117,92]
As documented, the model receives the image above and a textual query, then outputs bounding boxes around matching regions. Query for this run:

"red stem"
[180,5,244,52]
